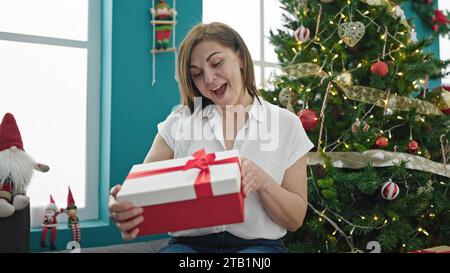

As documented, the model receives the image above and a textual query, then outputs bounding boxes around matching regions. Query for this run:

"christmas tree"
[261,0,450,253]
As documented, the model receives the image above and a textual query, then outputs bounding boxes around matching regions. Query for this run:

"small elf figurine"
[150,0,177,50]
[41,195,60,250]
[60,187,81,243]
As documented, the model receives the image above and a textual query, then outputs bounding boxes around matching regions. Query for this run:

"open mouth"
[211,83,227,99]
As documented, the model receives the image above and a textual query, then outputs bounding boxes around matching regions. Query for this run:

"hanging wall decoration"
[150,0,177,85]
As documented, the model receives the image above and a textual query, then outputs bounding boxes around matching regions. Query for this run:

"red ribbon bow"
[126,149,240,199]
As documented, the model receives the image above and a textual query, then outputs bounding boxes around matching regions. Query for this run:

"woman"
[109,22,314,253]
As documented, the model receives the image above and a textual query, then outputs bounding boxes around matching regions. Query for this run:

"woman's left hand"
[241,158,273,197]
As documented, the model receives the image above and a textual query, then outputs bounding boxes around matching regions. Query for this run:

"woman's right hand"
[109,184,144,240]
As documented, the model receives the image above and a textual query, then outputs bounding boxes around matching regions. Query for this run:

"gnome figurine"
[61,187,81,243]
[0,113,49,218]
[41,195,60,250]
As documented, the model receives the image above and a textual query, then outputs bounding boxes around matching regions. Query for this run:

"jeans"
[158,231,287,253]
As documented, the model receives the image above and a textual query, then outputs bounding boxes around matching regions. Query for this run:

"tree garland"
[411,0,450,36]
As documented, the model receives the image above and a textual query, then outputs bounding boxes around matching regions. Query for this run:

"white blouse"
[157,96,314,240]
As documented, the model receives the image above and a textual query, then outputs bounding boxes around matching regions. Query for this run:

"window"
[0,0,101,227]
[439,0,450,84]
[203,0,284,90]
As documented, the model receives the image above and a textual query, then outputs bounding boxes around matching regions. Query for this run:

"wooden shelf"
[151,47,177,54]
[151,20,177,25]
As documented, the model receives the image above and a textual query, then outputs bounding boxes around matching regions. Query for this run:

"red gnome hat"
[0,113,24,152]
[46,194,58,212]
[67,187,77,210]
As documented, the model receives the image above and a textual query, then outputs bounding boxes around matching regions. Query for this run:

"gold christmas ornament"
[338,21,366,47]
[336,71,353,86]
[278,88,298,108]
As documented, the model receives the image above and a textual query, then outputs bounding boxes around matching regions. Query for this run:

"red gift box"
[116,149,244,236]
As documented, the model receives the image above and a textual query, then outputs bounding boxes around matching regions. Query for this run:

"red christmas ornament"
[370,61,389,77]
[294,25,311,42]
[297,109,319,131]
[407,140,419,154]
[351,118,369,133]
[381,179,400,200]
[375,136,389,148]
[433,24,439,32]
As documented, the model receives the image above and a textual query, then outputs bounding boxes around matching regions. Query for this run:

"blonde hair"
[177,22,260,113]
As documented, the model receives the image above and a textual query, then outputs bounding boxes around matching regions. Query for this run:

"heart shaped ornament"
[338,21,365,47]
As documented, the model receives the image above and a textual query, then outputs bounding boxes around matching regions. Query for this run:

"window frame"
[0,0,101,227]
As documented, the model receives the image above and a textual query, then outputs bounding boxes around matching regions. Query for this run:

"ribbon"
[126,149,240,199]
[307,150,450,178]
[281,63,443,116]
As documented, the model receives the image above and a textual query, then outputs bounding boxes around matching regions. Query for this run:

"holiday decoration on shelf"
[338,21,365,47]
[381,179,400,200]
[294,25,311,42]
[351,118,369,133]
[41,195,60,250]
[370,61,389,77]
[61,187,81,244]
[261,0,450,253]
[150,0,178,85]
[407,140,419,154]
[0,113,49,218]
[297,109,319,131]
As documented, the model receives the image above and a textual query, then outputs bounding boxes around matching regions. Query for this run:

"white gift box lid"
[116,150,241,207]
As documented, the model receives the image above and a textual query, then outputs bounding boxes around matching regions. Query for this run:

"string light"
[415,49,420,53]
[319,217,323,222]
[320,45,326,51]
[397,116,404,120]
[369,115,374,119]
[329,20,334,25]
[338,40,343,45]
[373,216,379,221]
[353,106,358,110]
[291,47,297,54]
[357,63,362,68]
[361,216,366,220]
[363,10,369,15]
[313,58,318,62]
[397,72,403,76]
[384,220,388,224]
[344,143,350,149]
[332,54,339,60]
[332,230,337,236]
